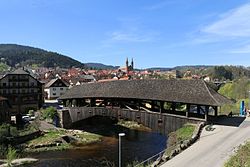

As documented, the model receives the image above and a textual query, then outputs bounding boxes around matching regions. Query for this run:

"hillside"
[0,44,84,68]
[85,63,119,69]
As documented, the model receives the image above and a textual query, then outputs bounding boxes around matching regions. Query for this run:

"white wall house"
[44,78,69,100]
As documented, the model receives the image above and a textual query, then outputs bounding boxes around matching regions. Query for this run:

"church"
[119,58,134,73]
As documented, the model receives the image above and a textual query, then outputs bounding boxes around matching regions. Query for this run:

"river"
[29,116,167,167]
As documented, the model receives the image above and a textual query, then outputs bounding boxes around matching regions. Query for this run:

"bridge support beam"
[160,101,164,113]
[197,105,201,114]
[213,106,218,117]
[186,104,190,117]
[90,98,96,107]
[205,106,209,121]
[172,102,176,113]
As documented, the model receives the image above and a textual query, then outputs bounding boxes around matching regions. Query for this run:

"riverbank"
[224,140,250,167]
[24,129,102,152]
[0,158,38,167]
[150,122,204,167]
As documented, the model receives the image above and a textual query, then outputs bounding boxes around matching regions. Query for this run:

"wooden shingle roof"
[59,79,232,106]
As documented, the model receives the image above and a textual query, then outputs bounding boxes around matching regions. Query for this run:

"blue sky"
[1,0,250,68]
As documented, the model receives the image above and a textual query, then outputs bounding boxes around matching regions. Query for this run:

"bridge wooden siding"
[59,107,204,135]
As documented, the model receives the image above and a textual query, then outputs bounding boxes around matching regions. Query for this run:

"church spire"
[126,57,129,68]
[131,58,134,69]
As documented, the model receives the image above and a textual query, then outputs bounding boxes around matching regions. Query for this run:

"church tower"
[131,58,134,70]
[126,58,129,69]
[126,58,129,73]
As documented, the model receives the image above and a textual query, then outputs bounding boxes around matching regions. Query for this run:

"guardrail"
[134,140,184,167]
[134,122,205,167]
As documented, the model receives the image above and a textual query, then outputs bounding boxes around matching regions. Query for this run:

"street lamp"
[248,91,250,113]
[118,133,125,167]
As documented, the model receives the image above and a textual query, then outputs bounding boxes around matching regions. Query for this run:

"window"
[2,83,6,87]
[60,88,64,91]
[53,93,56,96]
[31,82,34,86]
[31,89,34,93]
[3,90,6,94]
[12,89,16,94]
[12,82,16,87]
[22,89,26,93]
[53,88,56,91]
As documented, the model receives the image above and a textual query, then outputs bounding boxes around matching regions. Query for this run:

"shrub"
[0,124,18,141]
[28,110,35,116]
[41,107,58,120]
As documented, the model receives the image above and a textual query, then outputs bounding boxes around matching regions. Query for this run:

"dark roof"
[59,79,232,106]
[45,78,69,88]
[80,75,96,80]
[10,68,29,75]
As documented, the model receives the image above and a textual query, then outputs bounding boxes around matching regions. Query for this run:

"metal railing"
[134,140,186,167]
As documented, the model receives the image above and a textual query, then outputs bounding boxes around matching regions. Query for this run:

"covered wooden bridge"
[59,79,232,134]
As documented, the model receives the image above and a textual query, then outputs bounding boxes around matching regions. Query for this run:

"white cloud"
[202,3,250,37]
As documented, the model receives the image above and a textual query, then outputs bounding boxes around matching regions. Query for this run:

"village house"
[44,78,69,100]
[0,68,44,116]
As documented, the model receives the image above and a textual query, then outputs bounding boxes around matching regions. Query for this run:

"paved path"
[161,117,250,167]
[39,120,56,131]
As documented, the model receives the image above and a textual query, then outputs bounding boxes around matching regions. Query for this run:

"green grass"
[27,130,65,146]
[175,124,196,141]
[26,129,102,152]
[77,132,102,143]
[225,141,250,167]
[165,123,196,156]
[220,98,248,116]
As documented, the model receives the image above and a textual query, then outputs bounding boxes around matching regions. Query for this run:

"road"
[161,116,250,167]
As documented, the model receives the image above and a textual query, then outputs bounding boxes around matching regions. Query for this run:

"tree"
[212,66,233,80]
[41,107,58,120]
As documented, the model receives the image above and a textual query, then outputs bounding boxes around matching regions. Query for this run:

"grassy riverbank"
[25,129,102,152]
[167,123,196,147]
[224,141,250,167]
[164,123,196,156]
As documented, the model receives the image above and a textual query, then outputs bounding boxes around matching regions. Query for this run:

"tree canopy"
[0,44,84,68]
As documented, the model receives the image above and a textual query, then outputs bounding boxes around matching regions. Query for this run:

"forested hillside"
[0,44,84,68]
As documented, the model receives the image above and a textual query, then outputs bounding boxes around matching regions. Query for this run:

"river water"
[29,116,167,167]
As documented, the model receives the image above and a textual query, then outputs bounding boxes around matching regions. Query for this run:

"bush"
[28,110,35,116]
[0,124,18,141]
[41,107,58,120]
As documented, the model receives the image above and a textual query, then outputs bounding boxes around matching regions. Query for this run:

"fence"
[134,140,185,167]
